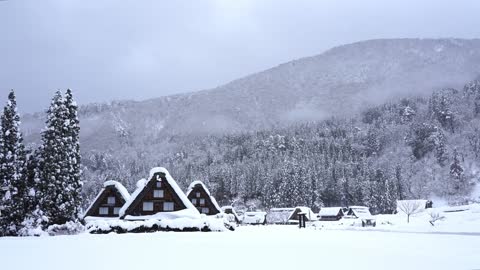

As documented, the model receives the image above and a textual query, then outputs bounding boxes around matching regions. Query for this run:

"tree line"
[0,90,81,236]
[82,79,480,214]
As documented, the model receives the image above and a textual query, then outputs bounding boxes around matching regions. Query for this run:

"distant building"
[186,181,222,215]
[267,208,295,224]
[396,200,433,213]
[318,207,344,221]
[221,206,240,223]
[288,207,318,223]
[83,180,130,219]
[345,206,376,227]
[243,211,267,225]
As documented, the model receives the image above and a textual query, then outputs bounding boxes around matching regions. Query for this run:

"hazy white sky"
[1,0,480,113]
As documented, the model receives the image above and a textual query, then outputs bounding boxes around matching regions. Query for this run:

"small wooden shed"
[186,181,222,215]
[318,207,344,221]
[83,180,130,219]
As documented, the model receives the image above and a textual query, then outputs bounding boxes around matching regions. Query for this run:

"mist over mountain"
[22,39,480,147]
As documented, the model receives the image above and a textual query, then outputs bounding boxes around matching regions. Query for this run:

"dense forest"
[82,78,480,214]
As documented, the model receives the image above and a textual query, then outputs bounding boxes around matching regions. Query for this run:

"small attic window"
[107,196,115,204]
[113,207,121,215]
[195,192,201,198]
[201,207,209,214]
[156,182,162,188]
[153,190,164,198]
[191,198,197,205]
[199,198,205,205]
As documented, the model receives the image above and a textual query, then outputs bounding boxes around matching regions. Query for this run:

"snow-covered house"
[267,208,295,224]
[242,211,267,225]
[83,180,130,219]
[318,207,344,221]
[120,168,200,220]
[345,206,376,226]
[221,206,240,223]
[186,181,222,215]
[288,207,318,223]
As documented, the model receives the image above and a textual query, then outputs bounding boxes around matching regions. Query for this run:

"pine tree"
[37,91,77,226]
[449,149,464,193]
[0,90,28,236]
[63,89,83,221]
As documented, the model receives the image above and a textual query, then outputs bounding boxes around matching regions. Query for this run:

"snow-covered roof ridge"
[119,180,146,218]
[82,188,104,219]
[103,180,130,201]
[288,206,318,221]
[119,167,197,218]
[318,207,343,216]
[187,180,211,196]
[186,180,222,213]
[150,167,197,211]
[83,180,131,219]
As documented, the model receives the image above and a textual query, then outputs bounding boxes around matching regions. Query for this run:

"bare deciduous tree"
[429,212,445,226]
[397,200,425,223]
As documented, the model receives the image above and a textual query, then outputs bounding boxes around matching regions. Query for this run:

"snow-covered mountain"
[22,38,480,149]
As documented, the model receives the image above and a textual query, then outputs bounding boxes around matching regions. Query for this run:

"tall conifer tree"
[0,90,27,236]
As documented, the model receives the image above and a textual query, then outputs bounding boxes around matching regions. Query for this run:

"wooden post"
[299,213,306,229]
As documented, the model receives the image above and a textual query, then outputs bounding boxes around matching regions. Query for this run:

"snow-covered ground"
[315,203,480,234]
[0,225,479,270]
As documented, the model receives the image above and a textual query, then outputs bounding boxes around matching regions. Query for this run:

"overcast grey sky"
[1,0,480,113]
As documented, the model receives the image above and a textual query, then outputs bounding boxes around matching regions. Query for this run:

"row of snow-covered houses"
[83,167,323,224]
[84,168,225,221]
[83,167,430,225]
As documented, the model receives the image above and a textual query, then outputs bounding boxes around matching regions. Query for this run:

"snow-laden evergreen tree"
[63,89,83,221]
[0,90,28,236]
[19,150,48,234]
[449,149,465,193]
[37,91,82,226]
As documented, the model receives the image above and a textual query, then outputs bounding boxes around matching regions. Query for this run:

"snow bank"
[86,215,233,233]
[123,209,200,221]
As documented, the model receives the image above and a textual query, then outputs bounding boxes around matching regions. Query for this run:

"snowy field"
[1,225,479,270]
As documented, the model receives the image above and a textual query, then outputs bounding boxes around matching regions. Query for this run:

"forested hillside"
[81,79,480,214]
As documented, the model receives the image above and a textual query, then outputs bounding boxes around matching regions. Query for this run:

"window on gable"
[191,198,197,205]
[113,207,121,215]
[99,207,109,215]
[163,202,174,211]
[199,198,205,205]
[156,182,162,188]
[107,196,116,204]
[153,190,164,198]
[143,202,154,211]
[196,192,201,198]
[201,207,209,214]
